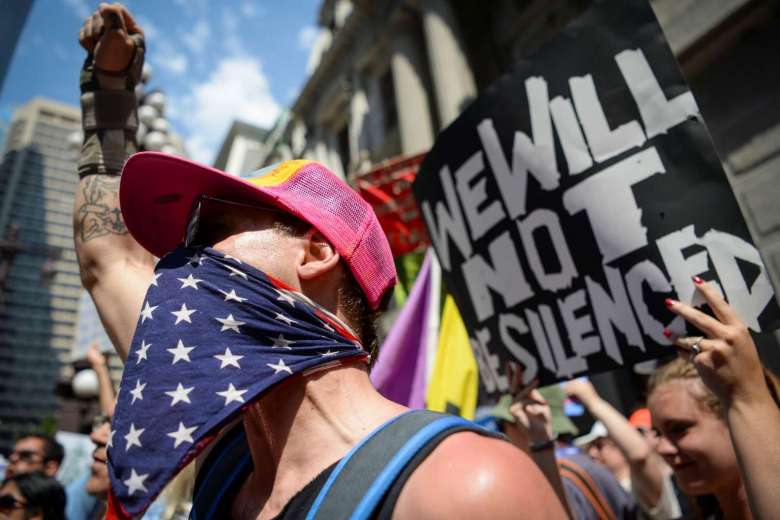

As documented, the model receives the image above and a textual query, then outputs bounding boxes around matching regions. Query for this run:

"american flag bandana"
[106,245,367,518]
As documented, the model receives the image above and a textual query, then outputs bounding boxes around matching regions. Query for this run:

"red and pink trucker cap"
[119,152,397,311]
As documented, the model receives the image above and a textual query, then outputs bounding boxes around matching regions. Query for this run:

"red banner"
[356,153,430,257]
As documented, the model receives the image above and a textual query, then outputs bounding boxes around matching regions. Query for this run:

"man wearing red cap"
[72,4,565,519]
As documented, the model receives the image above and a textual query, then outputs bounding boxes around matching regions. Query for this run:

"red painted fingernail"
[693,276,703,285]
[664,298,674,308]
[663,329,672,338]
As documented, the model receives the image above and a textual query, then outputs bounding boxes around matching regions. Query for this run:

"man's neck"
[235,362,407,520]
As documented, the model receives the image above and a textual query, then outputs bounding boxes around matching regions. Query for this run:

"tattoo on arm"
[77,175,128,242]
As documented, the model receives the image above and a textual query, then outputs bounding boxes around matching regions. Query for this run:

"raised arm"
[85,341,116,416]
[507,388,573,519]
[501,365,572,518]
[74,3,156,361]
[565,379,667,511]
[667,278,780,520]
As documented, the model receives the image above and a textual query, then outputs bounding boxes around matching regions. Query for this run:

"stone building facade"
[213,120,269,177]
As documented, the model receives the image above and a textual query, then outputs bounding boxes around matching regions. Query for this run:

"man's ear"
[297,229,340,280]
[43,460,59,477]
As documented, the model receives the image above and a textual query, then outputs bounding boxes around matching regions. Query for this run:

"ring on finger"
[690,337,704,359]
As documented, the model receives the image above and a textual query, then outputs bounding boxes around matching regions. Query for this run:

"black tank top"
[193,419,497,519]
[271,426,462,520]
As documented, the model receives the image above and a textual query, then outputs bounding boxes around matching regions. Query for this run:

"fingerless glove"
[78,33,145,177]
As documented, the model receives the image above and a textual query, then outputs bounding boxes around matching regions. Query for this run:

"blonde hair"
[648,357,780,416]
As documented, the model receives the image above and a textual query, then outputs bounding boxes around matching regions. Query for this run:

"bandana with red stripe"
[106,245,366,518]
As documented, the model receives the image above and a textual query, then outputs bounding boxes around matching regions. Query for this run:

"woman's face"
[0,481,29,520]
[648,380,740,496]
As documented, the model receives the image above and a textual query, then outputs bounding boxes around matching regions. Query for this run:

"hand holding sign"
[661,279,780,520]
[507,363,554,444]
[666,278,769,409]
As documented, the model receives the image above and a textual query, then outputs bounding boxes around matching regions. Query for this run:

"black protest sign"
[412,0,780,392]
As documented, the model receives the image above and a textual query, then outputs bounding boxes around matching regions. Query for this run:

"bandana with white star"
[106,245,366,518]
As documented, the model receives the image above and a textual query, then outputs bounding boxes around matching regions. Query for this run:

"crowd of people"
[3,2,780,519]
[0,341,192,520]
[489,279,780,519]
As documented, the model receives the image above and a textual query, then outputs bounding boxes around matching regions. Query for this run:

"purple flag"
[370,252,433,407]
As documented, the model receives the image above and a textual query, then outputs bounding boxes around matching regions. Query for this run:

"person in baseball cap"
[72,5,568,519]
[110,154,565,519]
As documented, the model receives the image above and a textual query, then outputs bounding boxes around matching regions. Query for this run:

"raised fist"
[563,378,600,407]
[86,341,107,368]
[78,2,143,72]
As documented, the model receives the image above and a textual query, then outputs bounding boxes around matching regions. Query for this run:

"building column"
[291,119,307,157]
[312,126,328,167]
[391,26,435,156]
[422,0,477,127]
[349,73,371,174]
[277,144,293,162]
[327,132,346,179]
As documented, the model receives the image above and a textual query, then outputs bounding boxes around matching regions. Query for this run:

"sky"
[0,0,322,164]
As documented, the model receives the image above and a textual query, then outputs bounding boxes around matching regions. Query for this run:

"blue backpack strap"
[306,410,488,520]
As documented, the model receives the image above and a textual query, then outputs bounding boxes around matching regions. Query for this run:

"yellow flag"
[426,295,478,419]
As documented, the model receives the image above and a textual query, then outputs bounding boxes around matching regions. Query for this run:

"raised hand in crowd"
[663,277,780,519]
[564,379,680,519]
[85,341,116,417]
[504,363,572,518]
[74,2,155,361]
[507,366,554,443]
[78,2,143,75]
[85,340,106,368]
[665,278,775,407]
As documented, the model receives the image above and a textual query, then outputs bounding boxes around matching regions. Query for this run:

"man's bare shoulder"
[391,431,567,520]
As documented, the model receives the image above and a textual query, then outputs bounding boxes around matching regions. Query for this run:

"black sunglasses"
[9,449,44,463]
[0,494,26,510]
[184,195,296,248]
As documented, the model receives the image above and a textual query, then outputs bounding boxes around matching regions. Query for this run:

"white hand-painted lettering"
[570,74,646,162]
[616,49,699,139]
[454,151,505,241]
[420,165,472,270]
[462,231,533,322]
[564,147,664,263]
